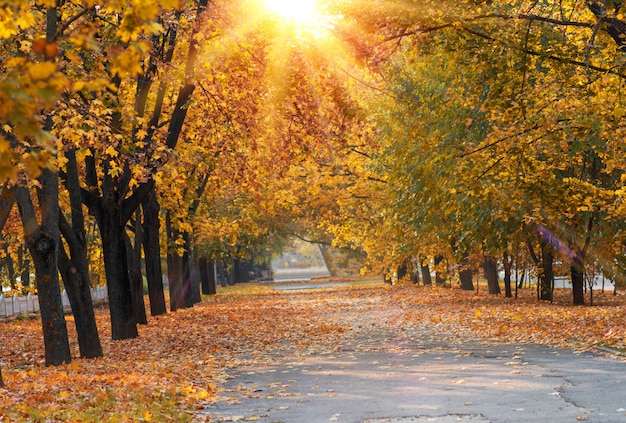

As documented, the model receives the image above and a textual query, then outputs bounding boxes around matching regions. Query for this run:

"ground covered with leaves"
[1,279,625,422]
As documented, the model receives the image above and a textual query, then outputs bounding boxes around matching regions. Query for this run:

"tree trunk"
[199,257,217,295]
[101,206,138,339]
[181,231,195,308]
[124,227,147,325]
[0,365,3,387]
[3,241,15,289]
[483,255,501,295]
[318,244,334,276]
[410,258,420,284]
[16,173,72,366]
[142,189,166,316]
[459,254,474,291]
[190,247,202,303]
[421,259,432,286]
[234,259,255,283]
[166,212,185,311]
[434,255,446,286]
[571,257,585,306]
[503,252,512,298]
[58,215,103,359]
[397,259,408,281]
[20,257,30,289]
[539,240,554,301]
[60,148,103,358]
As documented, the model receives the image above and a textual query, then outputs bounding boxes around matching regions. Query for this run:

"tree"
[16,179,71,366]
[361,0,626,304]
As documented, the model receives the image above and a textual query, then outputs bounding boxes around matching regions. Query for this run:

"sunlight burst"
[262,0,321,26]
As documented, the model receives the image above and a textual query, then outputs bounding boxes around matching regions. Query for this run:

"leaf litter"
[0,281,625,421]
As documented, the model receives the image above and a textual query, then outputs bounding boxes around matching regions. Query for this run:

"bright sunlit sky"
[262,0,320,25]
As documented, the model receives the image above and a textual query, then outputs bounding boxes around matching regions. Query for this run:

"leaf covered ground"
[1,279,625,422]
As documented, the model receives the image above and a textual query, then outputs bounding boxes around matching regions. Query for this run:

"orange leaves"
[392,285,626,350]
[2,282,626,421]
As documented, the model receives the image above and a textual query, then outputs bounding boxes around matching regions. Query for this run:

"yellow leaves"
[108,160,123,178]
[105,145,119,158]
[27,62,57,81]
[109,44,147,77]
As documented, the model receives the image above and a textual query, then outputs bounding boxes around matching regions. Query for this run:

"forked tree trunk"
[60,148,103,358]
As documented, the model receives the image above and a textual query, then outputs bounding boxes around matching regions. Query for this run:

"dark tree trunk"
[166,212,185,311]
[539,240,554,301]
[102,215,138,339]
[483,255,501,295]
[124,225,147,325]
[0,184,16,231]
[459,255,474,291]
[421,259,432,286]
[181,232,195,308]
[0,365,3,387]
[3,241,15,289]
[16,172,71,366]
[142,189,166,316]
[503,252,512,298]
[518,272,525,289]
[234,259,255,283]
[168,251,184,311]
[60,148,103,358]
[58,215,103,359]
[190,247,202,303]
[20,257,30,288]
[434,255,446,286]
[397,259,408,281]
[199,257,217,295]
[571,258,585,306]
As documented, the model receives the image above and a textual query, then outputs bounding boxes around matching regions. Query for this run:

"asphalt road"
[200,287,626,423]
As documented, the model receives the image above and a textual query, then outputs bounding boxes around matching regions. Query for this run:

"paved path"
[200,287,626,423]
[272,267,331,282]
